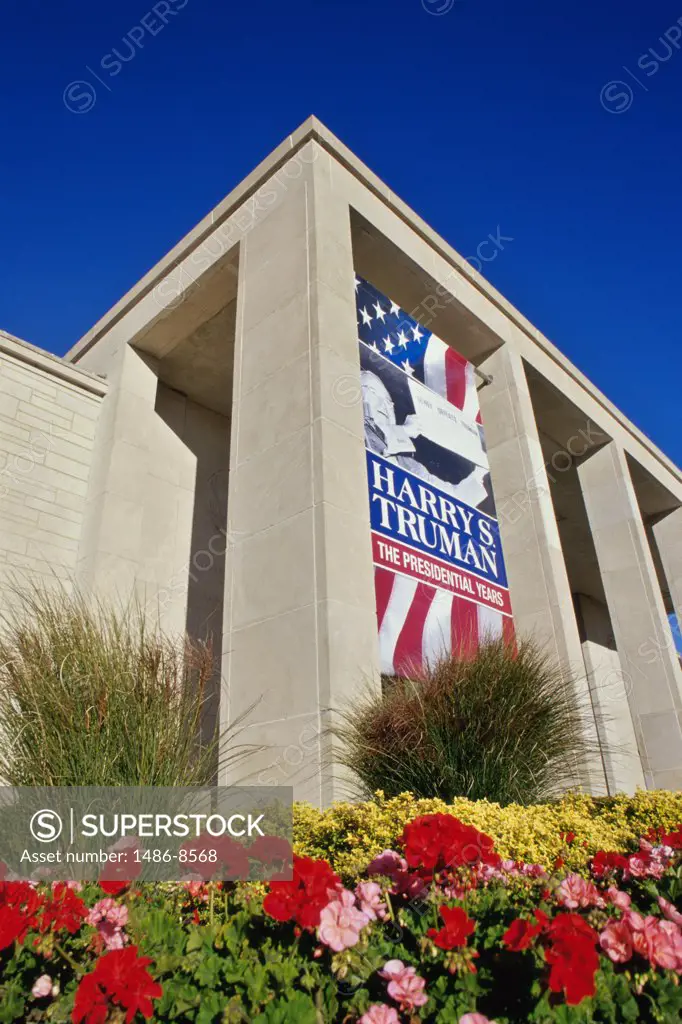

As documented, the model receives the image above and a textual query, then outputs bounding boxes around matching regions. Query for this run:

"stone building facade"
[1,118,681,804]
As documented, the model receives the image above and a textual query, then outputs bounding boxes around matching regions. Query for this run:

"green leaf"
[251,993,318,1024]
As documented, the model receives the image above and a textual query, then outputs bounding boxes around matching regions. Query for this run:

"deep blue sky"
[1,0,681,464]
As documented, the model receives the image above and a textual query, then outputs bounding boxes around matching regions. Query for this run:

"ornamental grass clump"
[334,637,599,805]
[0,584,253,787]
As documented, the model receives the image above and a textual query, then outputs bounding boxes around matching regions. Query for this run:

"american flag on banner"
[374,566,515,678]
[356,275,514,677]
[355,276,482,423]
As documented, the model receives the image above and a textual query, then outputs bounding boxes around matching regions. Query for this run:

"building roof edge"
[63,116,681,484]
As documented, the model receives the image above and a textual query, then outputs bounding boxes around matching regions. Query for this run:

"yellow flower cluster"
[292,789,682,879]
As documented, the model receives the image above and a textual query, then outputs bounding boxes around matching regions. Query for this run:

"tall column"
[221,150,380,805]
[653,506,682,638]
[577,443,682,789]
[577,594,645,794]
[77,344,196,635]
[478,345,607,794]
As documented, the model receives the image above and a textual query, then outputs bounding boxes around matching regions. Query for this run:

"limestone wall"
[0,331,106,599]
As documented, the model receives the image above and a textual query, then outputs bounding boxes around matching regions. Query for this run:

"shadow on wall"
[154,382,230,749]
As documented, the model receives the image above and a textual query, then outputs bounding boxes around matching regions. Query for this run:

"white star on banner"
[402,359,415,376]
[374,302,387,322]
[383,335,394,354]
[397,330,410,348]
[390,301,400,316]
[412,324,423,342]
[360,307,373,326]
[354,276,361,292]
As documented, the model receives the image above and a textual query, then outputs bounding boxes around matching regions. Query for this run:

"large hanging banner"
[356,275,514,676]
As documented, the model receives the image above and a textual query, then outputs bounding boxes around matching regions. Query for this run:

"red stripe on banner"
[393,583,436,677]
[451,595,479,659]
[444,348,469,410]
[372,533,513,617]
[374,566,396,629]
[502,614,517,651]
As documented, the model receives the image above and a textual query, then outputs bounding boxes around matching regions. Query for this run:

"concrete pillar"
[576,594,645,794]
[653,506,682,638]
[478,345,607,794]
[77,344,196,635]
[221,153,380,805]
[577,443,682,789]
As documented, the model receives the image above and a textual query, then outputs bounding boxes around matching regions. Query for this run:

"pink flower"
[626,910,651,960]
[626,855,650,879]
[619,911,682,972]
[87,898,129,951]
[391,870,428,901]
[607,887,631,911]
[600,919,633,963]
[317,889,370,952]
[51,880,82,893]
[87,898,128,928]
[520,863,547,879]
[380,959,428,1012]
[365,849,428,900]
[183,880,210,902]
[366,850,407,878]
[31,975,57,999]
[459,1015,496,1024]
[659,897,682,927]
[647,919,682,971]
[558,873,604,909]
[355,881,388,921]
[359,1005,401,1024]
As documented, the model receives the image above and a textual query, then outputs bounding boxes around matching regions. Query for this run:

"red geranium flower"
[502,909,549,952]
[661,825,682,849]
[0,905,28,950]
[214,835,250,878]
[72,946,162,1024]
[545,913,599,1005]
[428,905,476,950]
[72,974,109,1024]
[591,850,629,878]
[249,834,293,875]
[39,883,87,935]
[179,834,250,881]
[0,881,44,949]
[401,814,500,874]
[263,855,340,930]
[99,881,129,897]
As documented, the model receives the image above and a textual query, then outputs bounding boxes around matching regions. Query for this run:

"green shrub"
[0,584,254,787]
[333,638,602,805]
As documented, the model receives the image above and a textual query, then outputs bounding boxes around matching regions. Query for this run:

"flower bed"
[293,789,682,879]
[2,811,682,1022]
